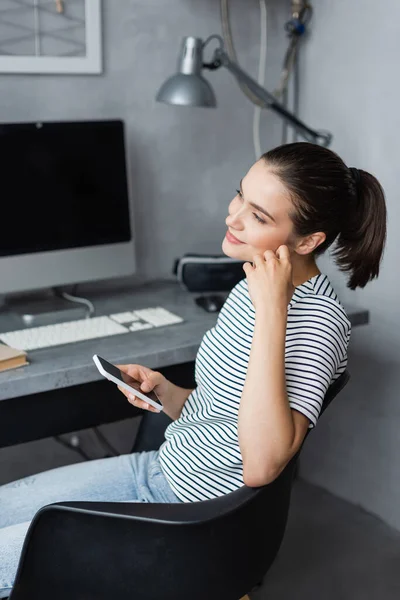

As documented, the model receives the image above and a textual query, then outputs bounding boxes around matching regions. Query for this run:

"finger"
[140,371,161,393]
[127,394,159,412]
[252,254,264,267]
[263,249,276,261]
[118,386,133,403]
[242,262,253,274]
[117,385,131,399]
[118,364,151,382]
[276,245,290,260]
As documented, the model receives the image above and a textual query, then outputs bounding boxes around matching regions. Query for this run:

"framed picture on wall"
[0,0,102,74]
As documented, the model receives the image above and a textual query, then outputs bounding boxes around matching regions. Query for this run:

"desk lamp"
[156,35,332,147]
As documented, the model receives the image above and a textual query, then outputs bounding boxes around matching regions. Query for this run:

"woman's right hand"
[116,363,172,413]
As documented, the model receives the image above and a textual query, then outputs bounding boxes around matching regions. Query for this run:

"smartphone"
[92,354,163,411]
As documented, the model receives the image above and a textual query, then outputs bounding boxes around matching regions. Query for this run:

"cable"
[92,427,120,457]
[221,0,307,155]
[274,2,312,144]
[252,0,268,159]
[292,42,300,143]
[274,2,312,99]
[220,0,268,157]
[220,0,264,107]
[53,287,95,318]
[281,87,289,145]
[274,35,299,100]
[220,2,326,147]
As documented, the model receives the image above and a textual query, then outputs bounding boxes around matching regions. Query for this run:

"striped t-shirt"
[159,273,351,502]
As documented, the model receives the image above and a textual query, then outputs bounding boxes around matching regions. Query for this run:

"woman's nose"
[226,210,244,229]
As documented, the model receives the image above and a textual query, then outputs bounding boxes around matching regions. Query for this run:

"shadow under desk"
[0,279,369,449]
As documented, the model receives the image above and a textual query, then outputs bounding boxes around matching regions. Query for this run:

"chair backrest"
[321,370,350,415]
[301,370,350,450]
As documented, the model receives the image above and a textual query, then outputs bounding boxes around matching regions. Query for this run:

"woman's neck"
[291,254,320,288]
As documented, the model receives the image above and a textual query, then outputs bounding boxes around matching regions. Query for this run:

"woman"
[0,142,387,597]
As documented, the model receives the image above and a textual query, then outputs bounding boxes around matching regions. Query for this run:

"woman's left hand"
[242,245,295,311]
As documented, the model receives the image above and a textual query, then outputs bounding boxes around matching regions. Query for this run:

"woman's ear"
[295,232,326,255]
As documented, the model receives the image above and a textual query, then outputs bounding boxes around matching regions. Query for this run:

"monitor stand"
[1,288,87,327]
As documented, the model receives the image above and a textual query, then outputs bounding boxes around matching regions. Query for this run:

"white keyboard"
[0,307,183,352]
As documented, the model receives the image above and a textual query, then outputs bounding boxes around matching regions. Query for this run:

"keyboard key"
[109,311,140,324]
[134,307,183,327]
[129,322,153,332]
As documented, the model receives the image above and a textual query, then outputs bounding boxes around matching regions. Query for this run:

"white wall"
[296,0,400,531]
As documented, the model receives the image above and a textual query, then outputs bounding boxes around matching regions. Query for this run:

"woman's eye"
[253,213,266,224]
[235,189,265,223]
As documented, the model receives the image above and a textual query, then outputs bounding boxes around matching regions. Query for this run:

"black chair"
[9,370,350,600]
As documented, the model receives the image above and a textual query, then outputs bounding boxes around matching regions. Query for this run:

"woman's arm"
[238,307,309,486]
[165,382,195,421]
[238,248,310,487]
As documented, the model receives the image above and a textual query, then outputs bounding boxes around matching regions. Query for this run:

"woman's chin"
[221,237,233,257]
[222,236,247,259]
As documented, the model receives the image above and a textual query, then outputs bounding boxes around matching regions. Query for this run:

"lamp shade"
[156,36,216,108]
[156,73,216,107]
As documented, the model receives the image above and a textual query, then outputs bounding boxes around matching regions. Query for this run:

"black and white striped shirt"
[159,273,351,502]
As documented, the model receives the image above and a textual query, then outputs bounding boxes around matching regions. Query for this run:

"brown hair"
[261,142,387,289]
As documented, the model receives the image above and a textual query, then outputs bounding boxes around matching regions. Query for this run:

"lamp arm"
[212,48,332,147]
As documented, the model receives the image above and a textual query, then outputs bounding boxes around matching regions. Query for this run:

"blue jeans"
[0,450,180,598]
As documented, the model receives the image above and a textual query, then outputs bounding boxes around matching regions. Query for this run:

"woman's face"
[222,160,296,262]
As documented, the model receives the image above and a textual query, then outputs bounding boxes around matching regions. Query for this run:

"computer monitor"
[0,119,136,296]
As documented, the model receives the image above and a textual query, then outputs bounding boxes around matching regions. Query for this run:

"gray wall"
[296,0,400,531]
[0,0,290,480]
[0,0,287,282]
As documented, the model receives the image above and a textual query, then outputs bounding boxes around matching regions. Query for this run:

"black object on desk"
[173,254,245,292]
[195,294,225,313]
[173,253,245,313]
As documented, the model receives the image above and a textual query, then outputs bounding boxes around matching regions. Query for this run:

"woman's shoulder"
[288,273,351,335]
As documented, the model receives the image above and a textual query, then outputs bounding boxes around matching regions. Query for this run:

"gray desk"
[0,279,369,448]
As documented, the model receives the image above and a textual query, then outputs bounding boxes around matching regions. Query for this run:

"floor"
[251,478,400,600]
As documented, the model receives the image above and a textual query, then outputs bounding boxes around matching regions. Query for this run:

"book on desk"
[0,344,29,372]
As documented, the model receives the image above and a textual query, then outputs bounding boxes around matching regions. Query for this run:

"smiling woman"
[216,141,386,486]
[0,142,387,597]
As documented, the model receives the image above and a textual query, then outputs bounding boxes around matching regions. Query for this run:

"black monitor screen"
[0,120,132,257]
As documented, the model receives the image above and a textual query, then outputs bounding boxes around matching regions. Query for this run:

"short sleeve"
[285,295,351,428]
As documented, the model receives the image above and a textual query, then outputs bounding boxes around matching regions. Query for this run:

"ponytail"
[261,143,387,290]
[333,169,387,289]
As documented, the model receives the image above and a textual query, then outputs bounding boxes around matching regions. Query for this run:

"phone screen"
[96,356,162,408]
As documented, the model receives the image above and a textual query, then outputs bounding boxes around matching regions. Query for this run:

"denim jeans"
[0,450,180,598]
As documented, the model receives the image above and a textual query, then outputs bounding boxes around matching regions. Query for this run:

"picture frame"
[0,0,102,74]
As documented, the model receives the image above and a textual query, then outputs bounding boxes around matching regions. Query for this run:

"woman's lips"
[225,230,245,244]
